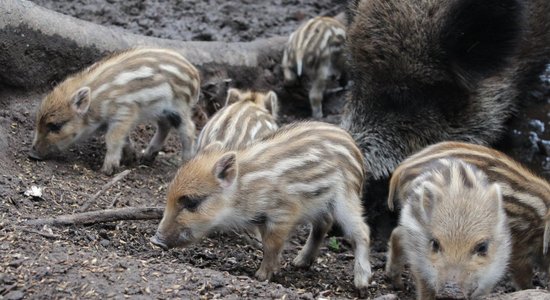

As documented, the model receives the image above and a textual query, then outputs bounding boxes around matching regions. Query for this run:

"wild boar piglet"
[152,121,372,290]
[196,88,278,151]
[30,48,200,174]
[282,16,347,118]
[387,141,550,299]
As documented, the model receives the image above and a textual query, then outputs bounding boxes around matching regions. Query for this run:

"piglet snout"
[28,146,44,160]
[436,282,466,300]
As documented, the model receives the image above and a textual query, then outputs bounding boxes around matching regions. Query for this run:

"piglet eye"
[178,195,204,212]
[474,241,489,256]
[46,122,65,133]
[430,238,441,253]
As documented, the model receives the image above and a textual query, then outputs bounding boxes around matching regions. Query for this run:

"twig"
[1,283,18,295]
[80,169,131,212]
[24,207,164,227]
[110,192,122,208]
[483,289,550,300]
[22,228,61,239]
[9,196,19,208]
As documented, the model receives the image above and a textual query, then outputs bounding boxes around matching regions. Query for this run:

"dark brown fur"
[342,0,550,181]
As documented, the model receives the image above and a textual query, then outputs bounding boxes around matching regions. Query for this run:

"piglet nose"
[436,282,466,299]
[28,147,43,160]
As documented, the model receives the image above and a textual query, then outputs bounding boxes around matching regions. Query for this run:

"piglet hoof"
[139,151,158,166]
[100,163,118,176]
[292,254,313,268]
[121,148,138,166]
[354,267,372,291]
[311,112,323,119]
[387,274,404,290]
[385,267,404,290]
[356,286,370,299]
[254,268,273,282]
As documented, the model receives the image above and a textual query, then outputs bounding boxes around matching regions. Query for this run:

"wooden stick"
[22,228,61,239]
[80,169,131,212]
[110,192,122,208]
[24,207,164,227]
[483,289,550,300]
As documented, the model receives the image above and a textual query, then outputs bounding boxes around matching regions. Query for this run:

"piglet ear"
[202,141,224,153]
[265,91,279,118]
[71,87,91,116]
[487,183,503,203]
[487,183,504,216]
[224,88,241,106]
[418,182,441,222]
[213,152,238,188]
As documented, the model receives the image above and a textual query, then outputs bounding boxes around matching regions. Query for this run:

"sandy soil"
[1,0,549,299]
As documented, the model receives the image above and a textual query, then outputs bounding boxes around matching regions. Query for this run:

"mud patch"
[30,0,347,42]
[0,24,104,88]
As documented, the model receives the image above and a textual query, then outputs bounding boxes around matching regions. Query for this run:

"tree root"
[0,0,286,89]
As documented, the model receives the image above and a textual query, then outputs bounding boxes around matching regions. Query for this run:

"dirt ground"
[1,0,550,299]
[29,0,347,42]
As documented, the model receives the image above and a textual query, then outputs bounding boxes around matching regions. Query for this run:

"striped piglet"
[386,142,550,299]
[282,16,347,118]
[151,121,372,291]
[196,88,278,151]
[29,48,200,175]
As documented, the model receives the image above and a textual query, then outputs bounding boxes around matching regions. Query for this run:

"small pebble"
[537,139,550,156]
[5,290,24,300]
[528,119,545,134]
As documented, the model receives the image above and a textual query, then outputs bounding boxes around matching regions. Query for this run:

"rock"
[528,119,545,134]
[0,273,16,284]
[525,132,542,160]
[5,290,24,300]
[539,139,550,156]
[100,239,110,247]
